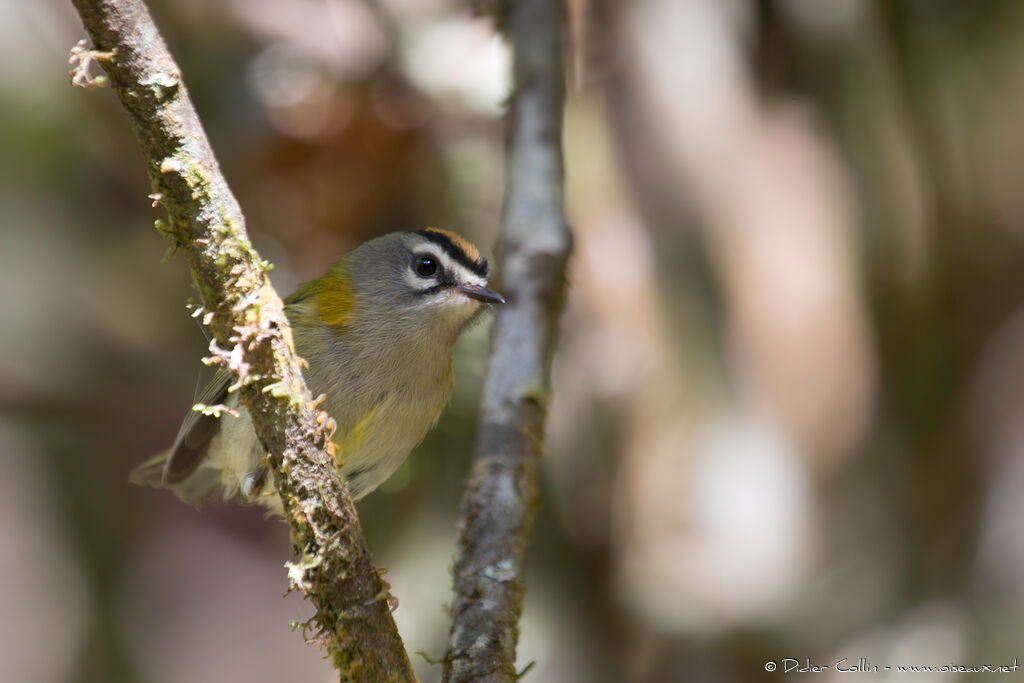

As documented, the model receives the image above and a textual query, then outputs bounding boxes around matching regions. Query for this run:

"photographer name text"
[764,657,1019,674]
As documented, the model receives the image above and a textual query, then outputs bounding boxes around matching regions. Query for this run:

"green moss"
[160,243,177,263]
[184,160,212,198]
[139,71,180,102]
[517,380,550,408]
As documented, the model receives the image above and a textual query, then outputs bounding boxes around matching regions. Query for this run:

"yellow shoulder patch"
[423,227,482,264]
[286,263,355,327]
[316,263,355,327]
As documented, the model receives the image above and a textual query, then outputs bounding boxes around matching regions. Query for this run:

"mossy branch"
[443,0,572,681]
[68,1,415,680]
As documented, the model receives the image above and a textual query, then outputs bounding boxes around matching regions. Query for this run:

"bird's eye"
[415,256,438,277]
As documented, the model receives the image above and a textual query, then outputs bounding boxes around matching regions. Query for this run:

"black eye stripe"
[414,230,489,278]
[412,284,445,297]
[412,269,460,296]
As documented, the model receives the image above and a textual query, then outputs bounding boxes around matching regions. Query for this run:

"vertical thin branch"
[444,0,572,680]
[68,1,415,680]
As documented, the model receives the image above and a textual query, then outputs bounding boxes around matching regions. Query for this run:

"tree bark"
[443,0,572,680]
[68,1,415,680]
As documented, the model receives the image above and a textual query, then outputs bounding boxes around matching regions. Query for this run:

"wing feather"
[163,370,231,484]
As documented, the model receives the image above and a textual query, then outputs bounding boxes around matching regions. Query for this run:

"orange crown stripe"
[423,227,482,264]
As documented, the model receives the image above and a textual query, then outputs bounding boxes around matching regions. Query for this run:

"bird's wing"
[163,369,232,485]
[159,280,328,487]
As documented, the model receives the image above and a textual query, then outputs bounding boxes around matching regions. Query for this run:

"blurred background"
[4,0,1024,681]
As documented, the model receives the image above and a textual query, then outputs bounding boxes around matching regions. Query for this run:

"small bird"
[131,229,504,514]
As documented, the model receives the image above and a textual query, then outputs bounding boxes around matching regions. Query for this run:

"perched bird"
[131,229,503,514]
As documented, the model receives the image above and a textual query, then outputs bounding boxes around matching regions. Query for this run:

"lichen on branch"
[68,0,414,680]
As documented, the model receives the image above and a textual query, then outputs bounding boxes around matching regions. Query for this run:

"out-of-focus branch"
[68,1,414,680]
[443,1,571,681]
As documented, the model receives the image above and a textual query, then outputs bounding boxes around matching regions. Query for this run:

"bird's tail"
[129,450,222,509]
[129,450,170,489]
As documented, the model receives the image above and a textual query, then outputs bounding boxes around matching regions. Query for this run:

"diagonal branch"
[443,0,572,680]
[68,1,414,680]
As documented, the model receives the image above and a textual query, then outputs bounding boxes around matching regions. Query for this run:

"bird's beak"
[455,284,506,305]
